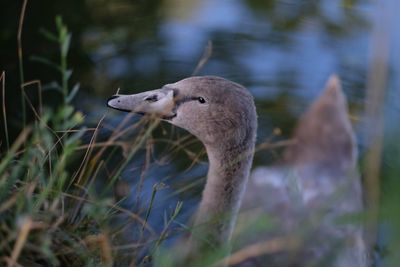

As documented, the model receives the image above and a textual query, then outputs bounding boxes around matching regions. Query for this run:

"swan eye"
[198,97,206,104]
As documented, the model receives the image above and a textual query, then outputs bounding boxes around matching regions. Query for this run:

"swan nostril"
[145,95,158,102]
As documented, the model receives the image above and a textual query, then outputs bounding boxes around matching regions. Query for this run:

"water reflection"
[79,0,372,101]
[0,0,376,112]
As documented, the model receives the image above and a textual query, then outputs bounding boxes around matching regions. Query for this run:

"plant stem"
[17,0,28,129]
[1,71,9,150]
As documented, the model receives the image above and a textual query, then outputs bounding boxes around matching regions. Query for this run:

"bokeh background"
[1,0,400,266]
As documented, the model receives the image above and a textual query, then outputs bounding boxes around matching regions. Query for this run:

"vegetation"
[0,15,174,267]
[1,1,399,267]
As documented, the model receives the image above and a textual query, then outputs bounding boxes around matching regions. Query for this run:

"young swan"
[107,76,257,259]
[241,76,367,267]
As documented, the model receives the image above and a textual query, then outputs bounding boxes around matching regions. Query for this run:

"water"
[74,0,398,160]
[1,0,390,136]
[80,0,375,138]
[1,0,400,265]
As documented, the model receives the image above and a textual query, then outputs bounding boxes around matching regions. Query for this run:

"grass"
[0,14,184,267]
[1,3,400,267]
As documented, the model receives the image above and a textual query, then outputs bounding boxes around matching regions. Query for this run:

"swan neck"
[192,143,254,246]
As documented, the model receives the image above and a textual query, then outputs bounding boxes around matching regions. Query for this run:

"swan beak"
[107,89,176,118]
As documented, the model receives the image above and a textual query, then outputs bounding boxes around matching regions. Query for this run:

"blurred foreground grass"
[0,16,171,267]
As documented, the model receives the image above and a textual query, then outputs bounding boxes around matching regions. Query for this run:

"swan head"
[107,76,257,147]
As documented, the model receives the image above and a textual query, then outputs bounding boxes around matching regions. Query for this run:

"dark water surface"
[2,0,398,140]
[1,0,400,265]
[2,0,399,165]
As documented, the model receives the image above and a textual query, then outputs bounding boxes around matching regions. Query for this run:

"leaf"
[64,69,73,81]
[55,15,63,32]
[66,83,80,103]
[30,55,61,71]
[65,127,86,146]
[59,105,74,120]
[61,33,71,57]
[39,28,58,43]
[71,111,84,125]
[42,81,62,92]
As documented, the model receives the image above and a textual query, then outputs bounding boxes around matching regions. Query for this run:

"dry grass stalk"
[7,217,33,267]
[84,233,113,267]
[216,237,301,267]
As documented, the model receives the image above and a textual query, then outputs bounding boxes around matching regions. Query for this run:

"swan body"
[107,75,366,266]
[239,76,366,266]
